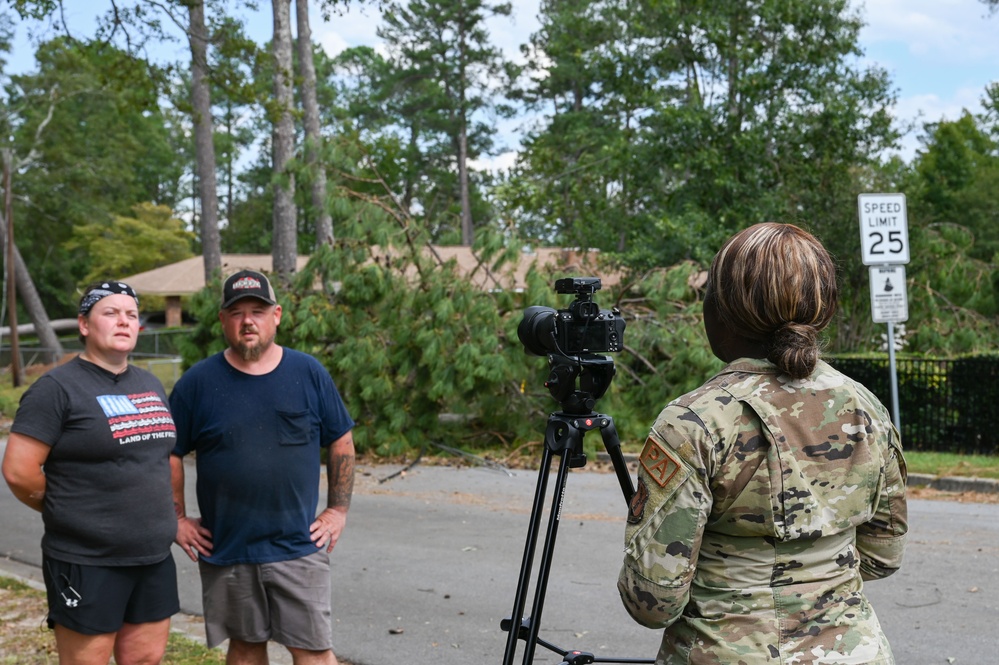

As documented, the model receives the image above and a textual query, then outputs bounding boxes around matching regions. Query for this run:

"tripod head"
[544,353,616,415]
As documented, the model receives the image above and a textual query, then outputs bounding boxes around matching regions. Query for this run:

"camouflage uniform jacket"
[618,358,908,665]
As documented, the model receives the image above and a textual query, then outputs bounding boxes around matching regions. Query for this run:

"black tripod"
[501,356,655,665]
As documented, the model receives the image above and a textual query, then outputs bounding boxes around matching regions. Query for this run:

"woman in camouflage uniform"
[619,223,908,664]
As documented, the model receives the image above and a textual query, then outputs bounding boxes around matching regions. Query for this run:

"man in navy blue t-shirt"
[170,269,355,665]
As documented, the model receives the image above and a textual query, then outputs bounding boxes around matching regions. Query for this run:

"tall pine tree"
[373,0,516,244]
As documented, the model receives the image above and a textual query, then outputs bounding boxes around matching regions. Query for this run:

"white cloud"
[888,85,989,159]
[470,150,519,173]
[488,0,540,65]
[316,30,350,59]
[308,0,537,64]
[895,88,985,126]
[854,0,999,160]
[858,0,999,62]
[310,5,383,58]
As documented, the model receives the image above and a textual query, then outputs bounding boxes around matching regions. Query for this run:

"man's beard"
[229,328,274,361]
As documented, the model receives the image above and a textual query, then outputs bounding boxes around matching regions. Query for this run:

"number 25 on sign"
[858,193,910,266]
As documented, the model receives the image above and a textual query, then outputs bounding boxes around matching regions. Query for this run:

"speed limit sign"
[858,193,909,265]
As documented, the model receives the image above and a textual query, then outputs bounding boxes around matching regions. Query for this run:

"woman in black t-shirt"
[2,281,179,665]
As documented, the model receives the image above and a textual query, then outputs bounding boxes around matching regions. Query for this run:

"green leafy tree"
[504,0,898,271]
[911,113,999,263]
[884,111,999,355]
[66,202,196,283]
[0,11,12,74]
[327,46,432,218]
[220,165,275,253]
[503,0,661,253]
[3,38,185,316]
[205,15,264,227]
[902,222,998,354]
[357,0,516,244]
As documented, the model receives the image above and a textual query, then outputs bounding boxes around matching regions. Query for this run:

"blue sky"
[858,0,999,155]
[6,0,999,165]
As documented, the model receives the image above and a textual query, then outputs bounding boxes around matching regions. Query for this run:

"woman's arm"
[2,432,51,512]
[858,431,908,580]
[618,427,707,628]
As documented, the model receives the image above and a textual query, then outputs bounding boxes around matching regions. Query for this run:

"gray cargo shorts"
[198,550,333,650]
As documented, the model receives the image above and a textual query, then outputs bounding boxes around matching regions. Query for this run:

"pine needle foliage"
[175,132,729,457]
[599,262,724,440]
[283,239,539,455]
[178,240,726,457]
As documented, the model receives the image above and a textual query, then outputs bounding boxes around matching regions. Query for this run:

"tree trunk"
[188,0,222,282]
[0,210,64,364]
[295,0,334,248]
[458,124,473,245]
[457,24,472,246]
[225,99,234,221]
[272,0,298,278]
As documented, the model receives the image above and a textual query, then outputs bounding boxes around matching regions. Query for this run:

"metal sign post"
[858,194,909,433]
[869,265,907,431]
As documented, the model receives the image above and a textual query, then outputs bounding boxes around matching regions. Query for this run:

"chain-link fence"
[828,355,999,455]
[0,328,188,390]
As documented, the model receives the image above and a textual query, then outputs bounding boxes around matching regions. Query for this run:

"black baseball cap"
[221,270,278,309]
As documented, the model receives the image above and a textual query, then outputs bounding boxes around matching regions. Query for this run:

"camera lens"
[518,306,557,356]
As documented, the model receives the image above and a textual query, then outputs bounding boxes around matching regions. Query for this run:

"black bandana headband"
[78,282,140,316]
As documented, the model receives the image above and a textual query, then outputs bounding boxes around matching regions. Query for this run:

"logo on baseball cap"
[221,270,277,309]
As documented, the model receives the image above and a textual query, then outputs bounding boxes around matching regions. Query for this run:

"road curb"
[907,472,999,494]
[598,454,999,495]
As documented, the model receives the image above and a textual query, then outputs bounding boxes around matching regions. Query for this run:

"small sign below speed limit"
[858,193,909,265]
[870,265,908,323]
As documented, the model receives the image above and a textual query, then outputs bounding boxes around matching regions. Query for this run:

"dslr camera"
[518,277,625,357]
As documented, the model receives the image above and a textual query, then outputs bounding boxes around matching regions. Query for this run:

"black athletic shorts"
[42,554,180,635]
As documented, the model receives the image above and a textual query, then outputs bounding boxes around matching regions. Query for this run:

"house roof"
[121,248,618,298]
[368,246,619,292]
[121,254,310,297]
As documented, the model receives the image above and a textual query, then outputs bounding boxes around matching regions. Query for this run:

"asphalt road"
[2,447,998,665]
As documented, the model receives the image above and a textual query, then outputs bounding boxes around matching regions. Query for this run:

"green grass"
[162,635,226,664]
[0,576,225,664]
[904,451,999,480]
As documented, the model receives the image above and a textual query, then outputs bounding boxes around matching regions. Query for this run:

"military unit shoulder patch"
[639,436,682,488]
[627,477,649,524]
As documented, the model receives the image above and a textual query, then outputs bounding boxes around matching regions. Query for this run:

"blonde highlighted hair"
[708,223,838,379]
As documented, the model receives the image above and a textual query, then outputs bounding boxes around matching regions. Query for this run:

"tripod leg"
[522,420,580,664]
[500,412,656,665]
[502,443,555,665]
[522,447,573,663]
[598,417,636,506]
